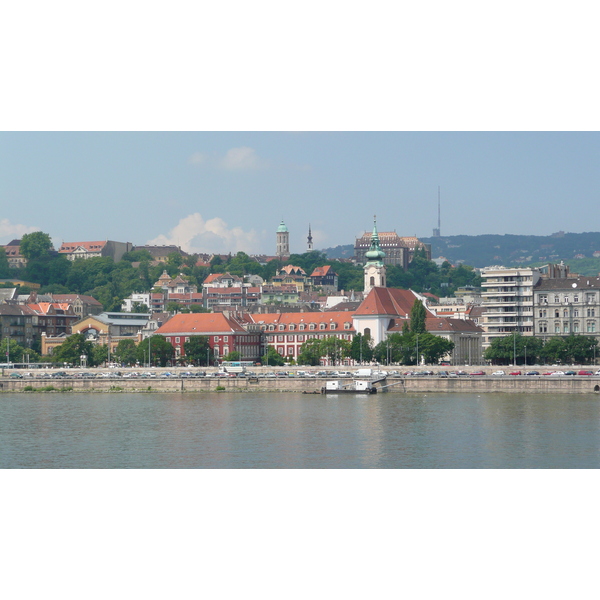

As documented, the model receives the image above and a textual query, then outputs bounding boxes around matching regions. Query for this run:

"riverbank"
[2,368,600,394]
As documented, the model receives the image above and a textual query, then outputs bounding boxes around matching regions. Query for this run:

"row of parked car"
[490,370,600,377]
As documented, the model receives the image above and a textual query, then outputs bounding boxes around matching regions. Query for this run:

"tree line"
[484,333,599,365]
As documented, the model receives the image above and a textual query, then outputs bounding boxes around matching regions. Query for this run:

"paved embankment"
[2,372,600,394]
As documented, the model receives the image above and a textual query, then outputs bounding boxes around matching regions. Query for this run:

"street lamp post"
[513,331,517,366]
[524,344,527,367]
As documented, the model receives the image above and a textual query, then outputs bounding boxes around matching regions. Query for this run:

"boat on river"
[322,379,377,394]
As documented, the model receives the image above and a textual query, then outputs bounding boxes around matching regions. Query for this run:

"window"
[288,347,294,355]
[574,295,579,303]
[309,324,315,330]
[299,324,305,331]
[289,324,295,331]
[564,323,569,333]
[185,337,190,343]
[555,310,560,318]
[563,309,568,318]
[175,337,180,343]
[297,335,304,342]
[555,323,560,333]
[574,322,580,333]
[573,309,579,317]
[344,322,351,329]
[279,325,285,331]
[330,323,336,330]
[588,308,596,317]
[277,335,283,342]
[224,336,228,342]
[320,323,326,330]
[166,337,171,343]
[554,295,560,303]
[287,335,294,342]
[539,322,547,333]
[587,321,596,333]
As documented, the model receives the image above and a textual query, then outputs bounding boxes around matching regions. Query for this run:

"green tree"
[136,335,175,367]
[189,304,210,313]
[20,231,53,260]
[223,351,241,362]
[114,339,138,365]
[319,337,351,365]
[350,332,373,363]
[419,334,455,364]
[297,338,322,366]
[0,248,11,277]
[166,301,183,314]
[262,346,285,366]
[92,344,109,366]
[51,333,95,365]
[183,336,213,365]
[410,299,427,334]
[131,302,149,313]
[0,338,38,363]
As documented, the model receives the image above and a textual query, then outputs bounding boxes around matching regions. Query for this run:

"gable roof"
[155,313,248,335]
[59,241,107,253]
[354,287,432,318]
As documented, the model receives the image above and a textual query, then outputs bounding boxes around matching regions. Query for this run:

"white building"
[480,266,540,347]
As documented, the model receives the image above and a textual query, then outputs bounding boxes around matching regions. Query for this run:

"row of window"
[538,321,597,333]
[267,334,353,343]
[265,322,352,332]
[539,308,596,318]
[538,294,597,304]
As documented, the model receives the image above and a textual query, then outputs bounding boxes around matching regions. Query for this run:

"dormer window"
[289,324,295,331]
[309,323,315,330]
[320,323,326,330]
[330,323,336,330]
[299,324,305,331]
[279,324,285,331]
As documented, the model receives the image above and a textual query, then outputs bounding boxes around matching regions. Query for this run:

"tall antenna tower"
[433,186,441,237]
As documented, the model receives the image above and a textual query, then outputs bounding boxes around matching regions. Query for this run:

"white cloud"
[0,219,39,244]
[187,147,271,171]
[219,146,269,170]
[187,152,208,165]
[147,213,262,254]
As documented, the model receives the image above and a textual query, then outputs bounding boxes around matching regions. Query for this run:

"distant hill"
[322,232,600,273]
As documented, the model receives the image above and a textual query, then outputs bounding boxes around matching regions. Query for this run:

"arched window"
[370,276,375,286]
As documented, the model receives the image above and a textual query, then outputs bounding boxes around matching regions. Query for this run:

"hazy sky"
[0,132,600,253]
[0,131,598,255]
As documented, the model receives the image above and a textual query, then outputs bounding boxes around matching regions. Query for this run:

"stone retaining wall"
[2,376,600,394]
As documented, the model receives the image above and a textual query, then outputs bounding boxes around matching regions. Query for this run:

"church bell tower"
[363,216,387,294]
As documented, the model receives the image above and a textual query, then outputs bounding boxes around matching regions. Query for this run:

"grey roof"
[535,276,600,291]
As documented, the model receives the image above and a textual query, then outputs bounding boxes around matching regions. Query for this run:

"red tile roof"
[59,241,107,253]
[155,313,248,335]
[354,287,432,318]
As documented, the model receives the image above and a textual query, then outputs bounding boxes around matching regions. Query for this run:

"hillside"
[322,232,600,272]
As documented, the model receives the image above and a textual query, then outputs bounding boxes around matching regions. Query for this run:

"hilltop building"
[354,230,431,268]
[276,221,290,259]
[58,240,133,262]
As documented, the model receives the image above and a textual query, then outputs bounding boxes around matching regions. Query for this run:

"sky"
[1,131,599,256]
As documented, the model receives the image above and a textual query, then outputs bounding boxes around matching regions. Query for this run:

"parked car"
[564,371,577,376]
[470,371,486,376]
[525,371,540,376]
[509,371,522,376]
[578,370,594,376]
[550,371,565,376]
[492,370,505,376]
[10,372,23,378]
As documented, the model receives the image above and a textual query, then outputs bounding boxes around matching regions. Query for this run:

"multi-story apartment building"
[480,266,540,347]
[533,276,600,339]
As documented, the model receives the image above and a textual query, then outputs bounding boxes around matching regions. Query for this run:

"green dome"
[365,218,385,263]
[277,221,288,233]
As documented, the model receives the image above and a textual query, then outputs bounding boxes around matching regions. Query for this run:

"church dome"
[277,221,288,233]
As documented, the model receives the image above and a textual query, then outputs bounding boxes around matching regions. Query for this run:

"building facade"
[276,221,290,259]
[480,266,540,347]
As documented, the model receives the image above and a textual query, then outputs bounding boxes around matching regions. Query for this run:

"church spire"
[307,224,313,252]
[363,215,387,294]
[365,215,385,265]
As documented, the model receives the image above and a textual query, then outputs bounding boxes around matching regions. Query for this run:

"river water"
[1,391,600,468]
